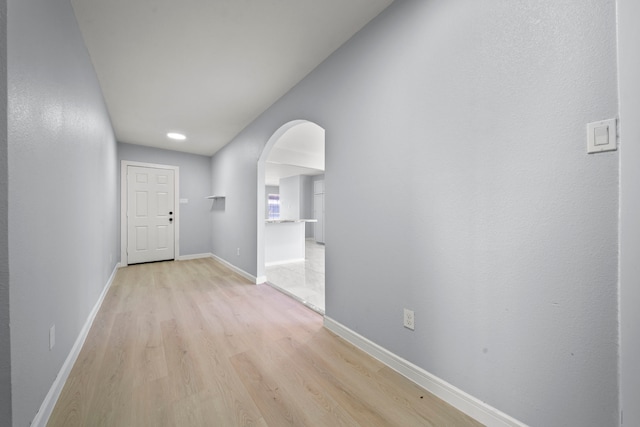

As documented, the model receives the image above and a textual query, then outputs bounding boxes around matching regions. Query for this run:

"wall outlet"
[49,325,55,350]
[237,248,240,256]
[403,309,415,330]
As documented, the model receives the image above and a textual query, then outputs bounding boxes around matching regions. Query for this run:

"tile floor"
[266,239,325,313]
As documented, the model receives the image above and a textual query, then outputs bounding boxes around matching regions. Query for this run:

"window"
[268,194,280,219]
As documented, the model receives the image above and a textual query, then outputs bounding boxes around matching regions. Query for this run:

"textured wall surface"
[118,142,213,257]
[618,1,640,425]
[0,0,11,422]
[210,135,262,276]
[210,1,619,425]
[7,0,119,424]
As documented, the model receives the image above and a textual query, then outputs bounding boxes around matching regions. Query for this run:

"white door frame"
[121,160,180,266]
[618,1,640,425]
[256,119,325,282]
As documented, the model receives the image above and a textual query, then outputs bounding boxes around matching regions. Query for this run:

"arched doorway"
[257,120,325,313]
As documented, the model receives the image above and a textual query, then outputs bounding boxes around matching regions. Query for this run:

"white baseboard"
[323,317,527,427]
[210,253,260,284]
[177,253,213,261]
[32,263,120,427]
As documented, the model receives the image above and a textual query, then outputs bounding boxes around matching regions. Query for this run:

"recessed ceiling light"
[167,132,186,141]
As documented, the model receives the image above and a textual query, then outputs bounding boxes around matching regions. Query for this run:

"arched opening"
[257,120,325,313]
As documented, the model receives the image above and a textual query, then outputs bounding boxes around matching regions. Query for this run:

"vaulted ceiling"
[70,0,394,156]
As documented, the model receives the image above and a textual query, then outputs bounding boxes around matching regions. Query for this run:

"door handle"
[169,211,173,215]
[169,218,173,222]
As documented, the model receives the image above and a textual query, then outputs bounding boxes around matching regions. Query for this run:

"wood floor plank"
[130,377,175,427]
[160,318,206,402]
[85,311,137,426]
[256,336,360,427]
[273,335,397,426]
[188,329,266,425]
[299,331,478,426]
[48,258,484,427]
[375,365,483,426]
[132,313,168,387]
[230,350,313,426]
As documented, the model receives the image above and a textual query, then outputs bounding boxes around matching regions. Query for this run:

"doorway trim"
[120,160,180,266]
[618,1,640,425]
[256,119,323,282]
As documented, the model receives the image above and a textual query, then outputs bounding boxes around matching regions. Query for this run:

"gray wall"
[118,142,212,257]
[619,1,640,425]
[7,0,119,424]
[0,0,10,422]
[209,1,619,426]
[210,135,261,275]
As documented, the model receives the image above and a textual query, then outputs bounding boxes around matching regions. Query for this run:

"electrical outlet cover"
[404,308,415,330]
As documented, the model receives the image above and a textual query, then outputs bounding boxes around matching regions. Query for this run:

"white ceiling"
[70,0,394,156]
[265,121,324,186]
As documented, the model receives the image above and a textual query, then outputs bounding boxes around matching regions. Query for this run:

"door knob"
[169,211,173,215]
[169,218,173,222]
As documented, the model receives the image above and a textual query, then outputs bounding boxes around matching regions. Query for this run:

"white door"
[127,165,175,264]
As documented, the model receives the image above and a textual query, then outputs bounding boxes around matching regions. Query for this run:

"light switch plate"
[587,119,617,153]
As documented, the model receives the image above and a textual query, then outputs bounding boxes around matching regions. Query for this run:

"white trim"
[32,264,121,427]
[210,253,261,284]
[177,253,213,261]
[120,160,180,266]
[323,317,527,427]
[618,2,640,425]
[256,120,325,281]
[255,275,267,284]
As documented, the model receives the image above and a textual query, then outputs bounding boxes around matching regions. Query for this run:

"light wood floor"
[48,258,483,426]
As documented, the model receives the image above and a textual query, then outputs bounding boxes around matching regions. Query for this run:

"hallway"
[47,258,480,426]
